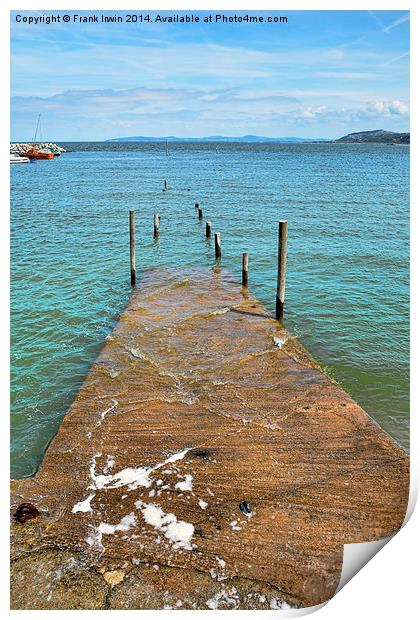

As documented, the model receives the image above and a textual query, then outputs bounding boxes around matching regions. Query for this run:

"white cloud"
[12,85,299,118]
[11,88,409,140]
[11,85,303,139]
[361,99,409,117]
[299,105,327,119]
[382,13,410,33]
[309,99,410,128]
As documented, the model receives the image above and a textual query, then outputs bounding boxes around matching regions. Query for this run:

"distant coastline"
[105,129,409,145]
[105,134,331,143]
[335,129,409,144]
[11,130,409,148]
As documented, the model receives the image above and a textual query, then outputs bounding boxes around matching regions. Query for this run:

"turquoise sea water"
[10,142,409,478]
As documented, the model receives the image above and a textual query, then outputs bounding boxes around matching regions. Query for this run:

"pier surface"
[11,269,409,610]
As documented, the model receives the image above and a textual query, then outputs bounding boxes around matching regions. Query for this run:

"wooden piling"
[129,210,136,286]
[242,252,249,287]
[164,179,168,190]
[154,212,159,239]
[215,232,221,259]
[205,220,212,238]
[198,207,203,221]
[276,220,288,320]
[195,203,199,209]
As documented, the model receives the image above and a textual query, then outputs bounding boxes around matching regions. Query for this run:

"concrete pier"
[10,268,409,610]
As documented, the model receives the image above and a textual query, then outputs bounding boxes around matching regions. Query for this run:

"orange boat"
[23,115,54,160]
[23,146,54,160]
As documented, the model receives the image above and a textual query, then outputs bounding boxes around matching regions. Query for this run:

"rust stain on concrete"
[10,268,409,610]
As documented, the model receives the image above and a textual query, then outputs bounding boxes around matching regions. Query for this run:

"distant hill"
[336,129,409,144]
[106,134,330,143]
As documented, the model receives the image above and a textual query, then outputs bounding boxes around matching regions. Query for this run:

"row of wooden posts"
[128,191,288,320]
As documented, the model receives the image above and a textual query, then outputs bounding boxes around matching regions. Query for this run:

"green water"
[10,142,409,478]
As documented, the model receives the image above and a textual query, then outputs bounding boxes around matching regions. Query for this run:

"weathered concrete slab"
[10,268,409,610]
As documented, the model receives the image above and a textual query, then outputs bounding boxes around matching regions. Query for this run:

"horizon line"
[10,129,410,143]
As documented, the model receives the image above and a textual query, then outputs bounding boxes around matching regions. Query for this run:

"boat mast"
[33,114,41,144]
[166,138,169,156]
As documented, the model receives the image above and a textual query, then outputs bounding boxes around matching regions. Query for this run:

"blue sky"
[10,10,409,140]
